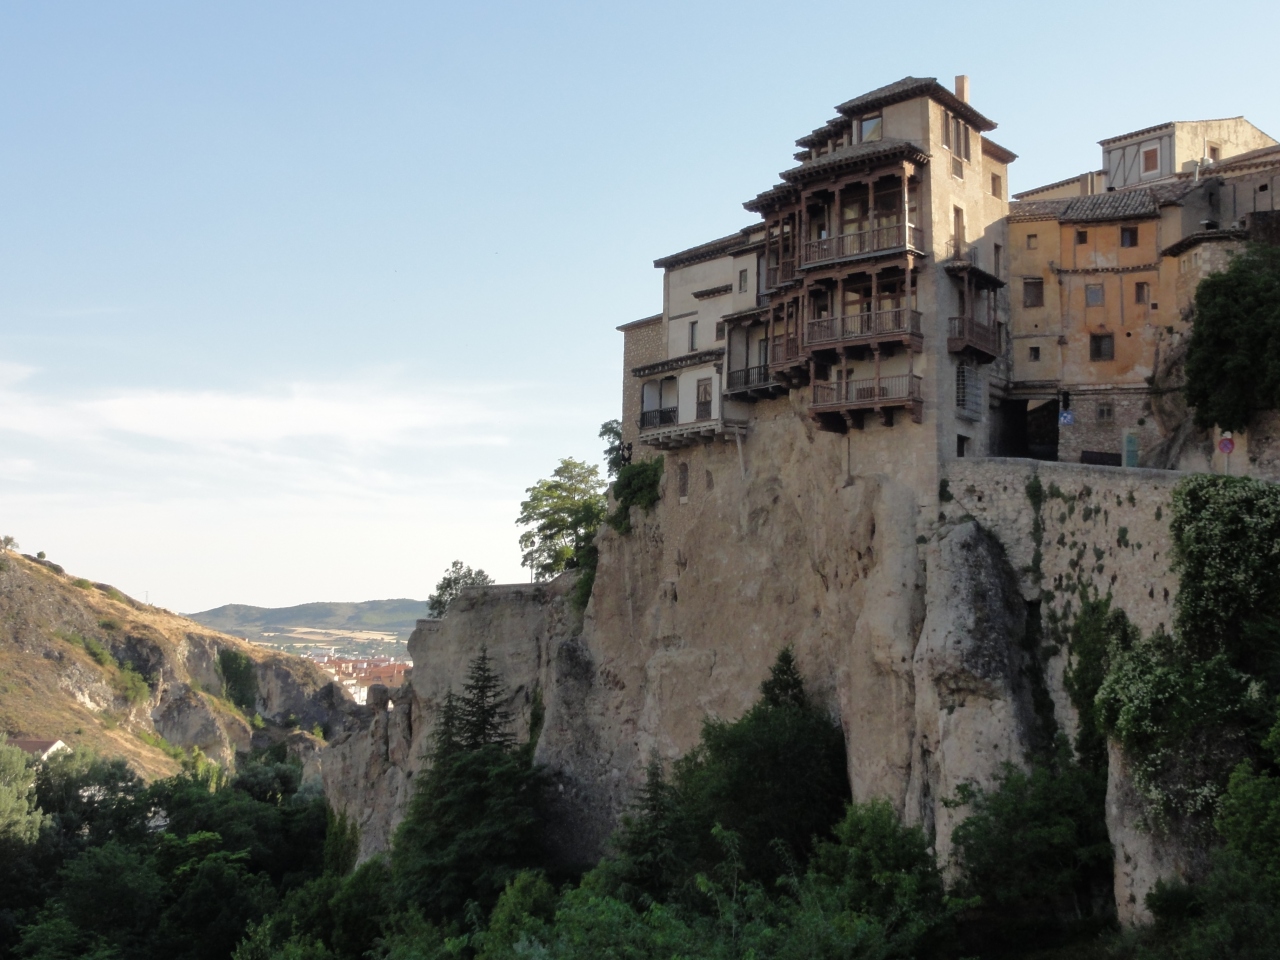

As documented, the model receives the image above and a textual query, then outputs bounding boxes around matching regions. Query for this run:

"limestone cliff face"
[325,415,1194,921]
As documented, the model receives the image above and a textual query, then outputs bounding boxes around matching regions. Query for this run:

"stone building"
[622,75,1015,497]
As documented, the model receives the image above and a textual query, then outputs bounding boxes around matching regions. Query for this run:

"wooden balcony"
[947,316,1000,362]
[769,334,801,365]
[810,374,923,429]
[765,259,796,288]
[801,224,925,268]
[639,407,678,429]
[725,364,785,400]
[806,309,922,354]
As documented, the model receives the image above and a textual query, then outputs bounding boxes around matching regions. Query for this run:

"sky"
[2,0,1278,613]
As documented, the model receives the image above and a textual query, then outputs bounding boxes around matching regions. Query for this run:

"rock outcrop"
[0,553,355,776]
[323,420,1194,920]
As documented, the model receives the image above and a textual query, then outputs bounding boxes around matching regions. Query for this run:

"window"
[677,462,689,499]
[756,337,769,367]
[1135,282,1150,304]
[953,206,965,247]
[957,435,970,458]
[1120,226,1139,248]
[1086,284,1104,307]
[955,361,980,419]
[1023,278,1045,308]
[859,114,882,143]
[1076,230,1089,245]
[738,269,748,293]
[1097,402,1114,422]
[696,378,712,420]
[991,173,1003,198]
[1208,145,1221,162]
[1029,346,1041,362]
[715,321,725,341]
[1142,146,1159,174]
[993,243,1002,277]
[1027,233,1039,250]
[1090,334,1115,361]
[688,321,698,352]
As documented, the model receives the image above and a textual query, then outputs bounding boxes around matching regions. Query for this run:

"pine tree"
[459,648,514,750]
[760,646,808,709]
[431,690,463,763]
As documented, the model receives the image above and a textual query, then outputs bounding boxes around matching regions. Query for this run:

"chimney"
[954,75,969,103]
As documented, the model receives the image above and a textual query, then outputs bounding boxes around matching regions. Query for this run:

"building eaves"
[653,228,759,270]
[1013,170,1105,200]
[1098,121,1174,146]
[744,182,800,214]
[796,117,851,149]
[778,138,929,186]
[632,347,724,379]
[692,284,733,300]
[834,76,997,133]
[1200,143,1280,174]
[1161,228,1248,259]
[1006,198,1072,223]
[616,313,662,333]
[981,137,1018,164]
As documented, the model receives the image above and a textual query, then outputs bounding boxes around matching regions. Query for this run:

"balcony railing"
[944,238,979,266]
[947,316,1000,358]
[811,374,923,409]
[806,309,922,347]
[726,365,772,391]
[770,334,800,364]
[802,224,924,266]
[696,400,712,420]
[765,259,796,288]
[640,407,678,429]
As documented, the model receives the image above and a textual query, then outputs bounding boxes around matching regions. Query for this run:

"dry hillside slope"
[0,551,355,778]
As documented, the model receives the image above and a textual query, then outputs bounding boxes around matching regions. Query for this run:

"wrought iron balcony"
[801,224,925,267]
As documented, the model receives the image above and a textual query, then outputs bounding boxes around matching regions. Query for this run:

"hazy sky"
[2,1,1277,612]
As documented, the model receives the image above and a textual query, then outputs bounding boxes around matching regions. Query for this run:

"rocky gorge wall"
[324,412,1197,923]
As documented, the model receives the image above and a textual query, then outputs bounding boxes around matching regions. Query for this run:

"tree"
[516,458,606,581]
[0,535,17,553]
[0,745,43,845]
[1185,242,1280,432]
[599,420,629,478]
[426,561,494,618]
[390,651,545,923]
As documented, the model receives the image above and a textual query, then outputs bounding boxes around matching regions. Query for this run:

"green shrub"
[97,618,120,632]
[218,649,259,714]
[82,636,115,668]
[607,458,664,534]
[114,665,150,705]
[72,578,92,590]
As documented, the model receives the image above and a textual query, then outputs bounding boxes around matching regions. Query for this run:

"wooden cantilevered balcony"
[801,224,925,269]
[810,374,923,428]
[724,363,785,400]
[806,309,922,355]
[947,316,1000,362]
[639,407,678,429]
[765,259,796,289]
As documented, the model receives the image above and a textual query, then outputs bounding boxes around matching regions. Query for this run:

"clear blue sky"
[2,1,1276,612]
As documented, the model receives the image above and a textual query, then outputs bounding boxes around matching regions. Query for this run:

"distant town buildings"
[620,75,1280,478]
[305,653,409,705]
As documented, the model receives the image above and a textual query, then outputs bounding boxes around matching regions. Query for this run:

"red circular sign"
[1219,437,1235,455]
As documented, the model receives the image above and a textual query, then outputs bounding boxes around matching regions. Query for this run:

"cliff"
[324,410,1192,923]
[0,552,356,777]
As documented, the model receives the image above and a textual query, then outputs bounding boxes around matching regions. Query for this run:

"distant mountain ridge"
[187,599,427,642]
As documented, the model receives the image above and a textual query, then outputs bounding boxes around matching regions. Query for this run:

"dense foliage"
[426,560,494,618]
[1184,242,1280,431]
[0,743,329,960]
[606,457,664,534]
[218,649,260,715]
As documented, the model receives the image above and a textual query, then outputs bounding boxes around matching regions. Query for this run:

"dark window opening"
[1029,346,1041,361]
[1135,282,1150,304]
[688,321,698,352]
[738,269,748,292]
[1076,230,1089,245]
[957,434,970,457]
[1027,234,1038,250]
[715,321,725,340]
[991,173,1003,198]
[1081,450,1122,467]
[1120,226,1139,247]
[1097,402,1113,422]
[1086,284,1105,307]
[1023,278,1045,308]
[1090,334,1115,361]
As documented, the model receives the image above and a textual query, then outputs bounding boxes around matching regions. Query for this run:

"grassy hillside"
[0,551,340,779]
